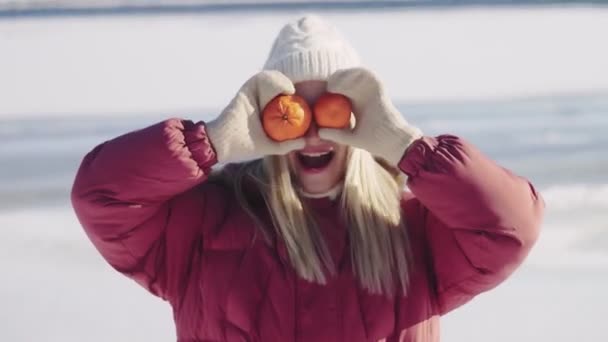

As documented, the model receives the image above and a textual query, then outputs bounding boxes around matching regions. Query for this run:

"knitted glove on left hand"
[206,70,305,163]
[318,67,423,166]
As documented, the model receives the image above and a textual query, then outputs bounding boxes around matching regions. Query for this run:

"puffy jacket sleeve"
[398,135,544,314]
[71,119,219,301]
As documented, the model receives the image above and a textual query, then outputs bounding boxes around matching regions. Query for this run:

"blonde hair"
[211,147,411,296]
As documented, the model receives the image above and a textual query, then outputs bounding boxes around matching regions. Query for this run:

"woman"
[71,15,544,342]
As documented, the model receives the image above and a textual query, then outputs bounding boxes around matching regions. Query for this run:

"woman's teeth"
[297,151,335,170]
[300,151,331,157]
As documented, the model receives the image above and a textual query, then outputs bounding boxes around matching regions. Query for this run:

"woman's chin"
[293,159,342,194]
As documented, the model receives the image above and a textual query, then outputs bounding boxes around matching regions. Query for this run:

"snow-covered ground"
[1,6,608,342]
[1,7,608,118]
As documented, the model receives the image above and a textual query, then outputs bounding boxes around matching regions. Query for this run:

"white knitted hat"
[263,15,362,83]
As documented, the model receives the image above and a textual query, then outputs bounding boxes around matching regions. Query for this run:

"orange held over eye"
[313,92,352,129]
[262,94,312,142]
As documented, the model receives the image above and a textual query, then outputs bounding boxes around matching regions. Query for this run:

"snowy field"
[2,6,608,118]
[1,6,608,342]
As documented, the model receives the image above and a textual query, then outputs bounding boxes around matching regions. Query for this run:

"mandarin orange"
[313,92,352,129]
[262,94,312,142]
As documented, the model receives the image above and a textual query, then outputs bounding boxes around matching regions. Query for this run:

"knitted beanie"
[263,15,362,83]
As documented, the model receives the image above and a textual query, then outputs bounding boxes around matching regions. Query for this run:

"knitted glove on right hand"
[206,71,305,163]
[318,67,423,166]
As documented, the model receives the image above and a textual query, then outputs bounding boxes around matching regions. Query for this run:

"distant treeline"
[1,0,607,19]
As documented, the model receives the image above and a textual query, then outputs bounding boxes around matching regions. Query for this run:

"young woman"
[71,15,544,342]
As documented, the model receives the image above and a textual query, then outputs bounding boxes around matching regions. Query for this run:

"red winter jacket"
[71,119,544,342]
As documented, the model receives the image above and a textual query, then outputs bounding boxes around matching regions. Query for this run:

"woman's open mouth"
[297,150,335,172]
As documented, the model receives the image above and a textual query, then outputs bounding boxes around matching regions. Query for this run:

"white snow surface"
[1,7,608,119]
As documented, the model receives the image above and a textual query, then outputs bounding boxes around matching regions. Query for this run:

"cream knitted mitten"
[206,71,305,163]
[318,67,423,166]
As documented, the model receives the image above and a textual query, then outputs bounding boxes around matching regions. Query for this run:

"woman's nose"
[304,120,321,142]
